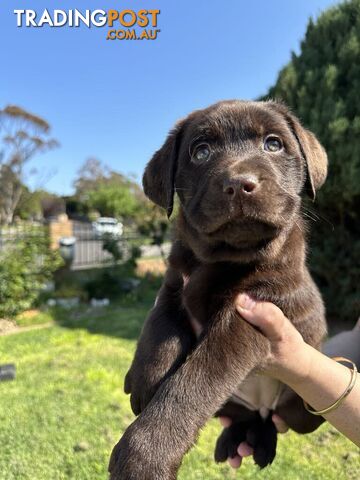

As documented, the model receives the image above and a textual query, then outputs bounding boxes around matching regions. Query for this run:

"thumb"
[235,294,285,341]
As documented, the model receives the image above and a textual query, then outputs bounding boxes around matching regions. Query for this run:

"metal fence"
[0,221,171,270]
[0,224,47,250]
[71,221,143,269]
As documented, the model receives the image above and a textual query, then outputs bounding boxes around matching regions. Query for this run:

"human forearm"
[286,344,360,446]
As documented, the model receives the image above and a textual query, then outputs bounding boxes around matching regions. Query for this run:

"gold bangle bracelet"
[303,356,358,416]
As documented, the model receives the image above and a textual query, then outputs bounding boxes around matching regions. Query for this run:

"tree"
[73,157,109,199]
[40,191,66,219]
[14,186,42,221]
[14,188,65,221]
[72,158,144,220]
[262,0,360,323]
[85,182,140,219]
[0,105,58,224]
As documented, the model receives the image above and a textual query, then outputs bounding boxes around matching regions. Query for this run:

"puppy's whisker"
[301,210,318,223]
[304,206,322,221]
[302,205,320,219]
[280,214,303,233]
[302,206,334,230]
[303,211,319,221]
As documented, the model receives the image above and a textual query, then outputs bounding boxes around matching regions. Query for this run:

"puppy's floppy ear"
[268,101,328,200]
[142,119,185,218]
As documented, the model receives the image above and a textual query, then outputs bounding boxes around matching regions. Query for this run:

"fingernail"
[237,442,254,457]
[219,416,232,428]
[228,455,242,468]
[237,294,256,311]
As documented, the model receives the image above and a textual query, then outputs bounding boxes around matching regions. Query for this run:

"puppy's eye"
[264,136,283,152]
[191,144,211,163]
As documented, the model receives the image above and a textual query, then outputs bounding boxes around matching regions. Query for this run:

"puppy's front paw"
[109,423,176,480]
[108,437,143,480]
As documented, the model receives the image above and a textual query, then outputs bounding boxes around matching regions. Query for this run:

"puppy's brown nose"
[223,175,259,196]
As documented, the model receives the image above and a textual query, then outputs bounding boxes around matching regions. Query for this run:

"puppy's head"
[143,100,327,262]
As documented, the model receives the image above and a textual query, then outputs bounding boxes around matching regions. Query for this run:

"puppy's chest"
[231,374,283,417]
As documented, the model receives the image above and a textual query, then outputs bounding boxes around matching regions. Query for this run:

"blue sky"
[1,0,338,195]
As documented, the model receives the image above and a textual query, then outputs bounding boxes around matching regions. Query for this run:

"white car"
[92,217,123,238]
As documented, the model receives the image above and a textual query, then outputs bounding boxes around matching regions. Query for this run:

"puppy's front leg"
[125,268,195,415]
[109,307,270,480]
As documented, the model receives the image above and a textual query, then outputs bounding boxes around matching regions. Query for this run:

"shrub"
[84,270,123,299]
[102,233,124,262]
[0,227,63,318]
[136,204,170,263]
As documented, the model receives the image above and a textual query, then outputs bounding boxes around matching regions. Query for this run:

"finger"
[219,416,232,428]
[237,441,254,457]
[272,413,289,433]
[235,294,286,340]
[228,455,242,468]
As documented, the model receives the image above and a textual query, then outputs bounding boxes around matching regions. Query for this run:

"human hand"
[235,294,315,387]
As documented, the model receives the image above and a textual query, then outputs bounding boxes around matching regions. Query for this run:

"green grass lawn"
[0,291,358,480]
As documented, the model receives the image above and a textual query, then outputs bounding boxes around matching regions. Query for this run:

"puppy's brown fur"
[109,100,328,479]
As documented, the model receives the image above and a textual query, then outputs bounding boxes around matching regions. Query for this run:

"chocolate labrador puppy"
[109,100,328,479]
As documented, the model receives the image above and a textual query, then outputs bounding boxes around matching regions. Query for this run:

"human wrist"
[272,342,316,388]
[282,342,317,388]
